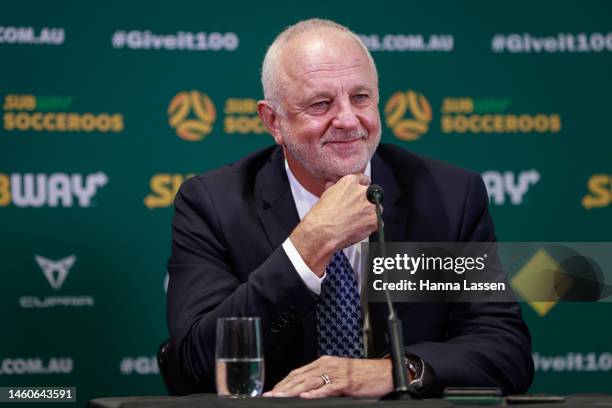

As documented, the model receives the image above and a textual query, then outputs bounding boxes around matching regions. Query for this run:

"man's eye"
[311,101,330,109]
[353,94,369,103]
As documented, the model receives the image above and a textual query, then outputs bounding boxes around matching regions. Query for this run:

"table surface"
[88,393,612,408]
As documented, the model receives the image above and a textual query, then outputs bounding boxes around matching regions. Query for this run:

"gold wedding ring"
[320,373,332,385]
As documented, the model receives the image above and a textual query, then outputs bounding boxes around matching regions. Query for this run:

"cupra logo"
[34,255,76,290]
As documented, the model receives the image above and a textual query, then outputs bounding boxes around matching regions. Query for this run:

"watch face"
[404,355,436,396]
[404,355,426,391]
[406,356,423,379]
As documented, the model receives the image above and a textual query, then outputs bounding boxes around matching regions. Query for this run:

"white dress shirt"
[281,160,371,295]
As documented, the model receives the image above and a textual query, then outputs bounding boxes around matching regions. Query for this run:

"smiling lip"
[324,138,363,145]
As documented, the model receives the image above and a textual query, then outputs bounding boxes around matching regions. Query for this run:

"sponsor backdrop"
[1,0,611,403]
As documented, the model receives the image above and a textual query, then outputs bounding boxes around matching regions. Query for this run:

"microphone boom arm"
[367,184,419,400]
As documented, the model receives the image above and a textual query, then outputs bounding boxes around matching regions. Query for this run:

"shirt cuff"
[282,238,325,295]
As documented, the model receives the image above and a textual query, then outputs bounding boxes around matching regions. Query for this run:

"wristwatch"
[403,353,427,390]
[383,352,436,395]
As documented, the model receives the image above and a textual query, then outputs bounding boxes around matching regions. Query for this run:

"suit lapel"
[370,152,409,243]
[254,148,318,363]
[254,147,300,250]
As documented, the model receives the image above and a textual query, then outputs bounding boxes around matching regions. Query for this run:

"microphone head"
[366,184,384,204]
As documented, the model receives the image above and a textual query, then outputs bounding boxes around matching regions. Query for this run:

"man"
[167,18,533,398]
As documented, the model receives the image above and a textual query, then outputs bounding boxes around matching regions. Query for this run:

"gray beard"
[280,124,380,179]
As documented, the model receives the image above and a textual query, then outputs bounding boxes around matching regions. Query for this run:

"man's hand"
[263,356,394,398]
[289,174,379,276]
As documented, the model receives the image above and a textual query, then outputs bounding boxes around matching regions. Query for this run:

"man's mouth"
[325,138,361,144]
[323,135,366,145]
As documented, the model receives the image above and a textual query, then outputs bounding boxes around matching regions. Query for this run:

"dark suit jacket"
[166,143,533,396]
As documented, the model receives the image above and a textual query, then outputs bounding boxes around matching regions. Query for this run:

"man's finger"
[287,358,322,377]
[270,372,298,390]
[266,368,321,395]
[265,375,327,397]
[335,173,370,187]
[300,384,344,399]
[356,174,371,186]
[267,373,306,394]
[268,355,329,393]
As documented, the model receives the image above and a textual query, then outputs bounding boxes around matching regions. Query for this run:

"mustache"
[321,129,368,144]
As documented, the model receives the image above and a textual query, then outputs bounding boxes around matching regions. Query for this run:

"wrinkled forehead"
[278,29,377,89]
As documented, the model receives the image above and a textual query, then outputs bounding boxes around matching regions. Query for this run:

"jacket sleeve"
[405,173,534,396]
[166,176,317,391]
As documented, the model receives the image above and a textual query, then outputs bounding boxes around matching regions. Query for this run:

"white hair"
[261,18,378,114]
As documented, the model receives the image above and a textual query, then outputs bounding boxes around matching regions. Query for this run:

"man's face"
[276,31,381,181]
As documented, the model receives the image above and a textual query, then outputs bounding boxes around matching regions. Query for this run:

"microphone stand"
[368,185,420,400]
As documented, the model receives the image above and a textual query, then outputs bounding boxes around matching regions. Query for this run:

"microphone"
[366,185,385,248]
[366,184,420,400]
[366,184,384,205]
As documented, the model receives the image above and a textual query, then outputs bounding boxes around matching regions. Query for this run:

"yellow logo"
[384,90,432,141]
[582,174,610,210]
[144,174,195,209]
[224,98,267,134]
[511,249,572,317]
[168,91,216,141]
[3,94,124,133]
[440,97,561,134]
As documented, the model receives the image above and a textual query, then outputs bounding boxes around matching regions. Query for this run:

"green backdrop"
[1,0,611,404]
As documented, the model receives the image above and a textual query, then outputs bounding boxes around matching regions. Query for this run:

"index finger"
[338,173,370,187]
[356,174,371,186]
[270,359,321,390]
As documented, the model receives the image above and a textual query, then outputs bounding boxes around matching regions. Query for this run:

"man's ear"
[257,101,283,145]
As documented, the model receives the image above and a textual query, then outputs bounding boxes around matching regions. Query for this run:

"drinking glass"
[215,317,264,397]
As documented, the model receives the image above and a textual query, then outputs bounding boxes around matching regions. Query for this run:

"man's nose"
[331,98,359,130]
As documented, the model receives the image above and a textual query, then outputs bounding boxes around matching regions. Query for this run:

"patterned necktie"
[316,250,364,358]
